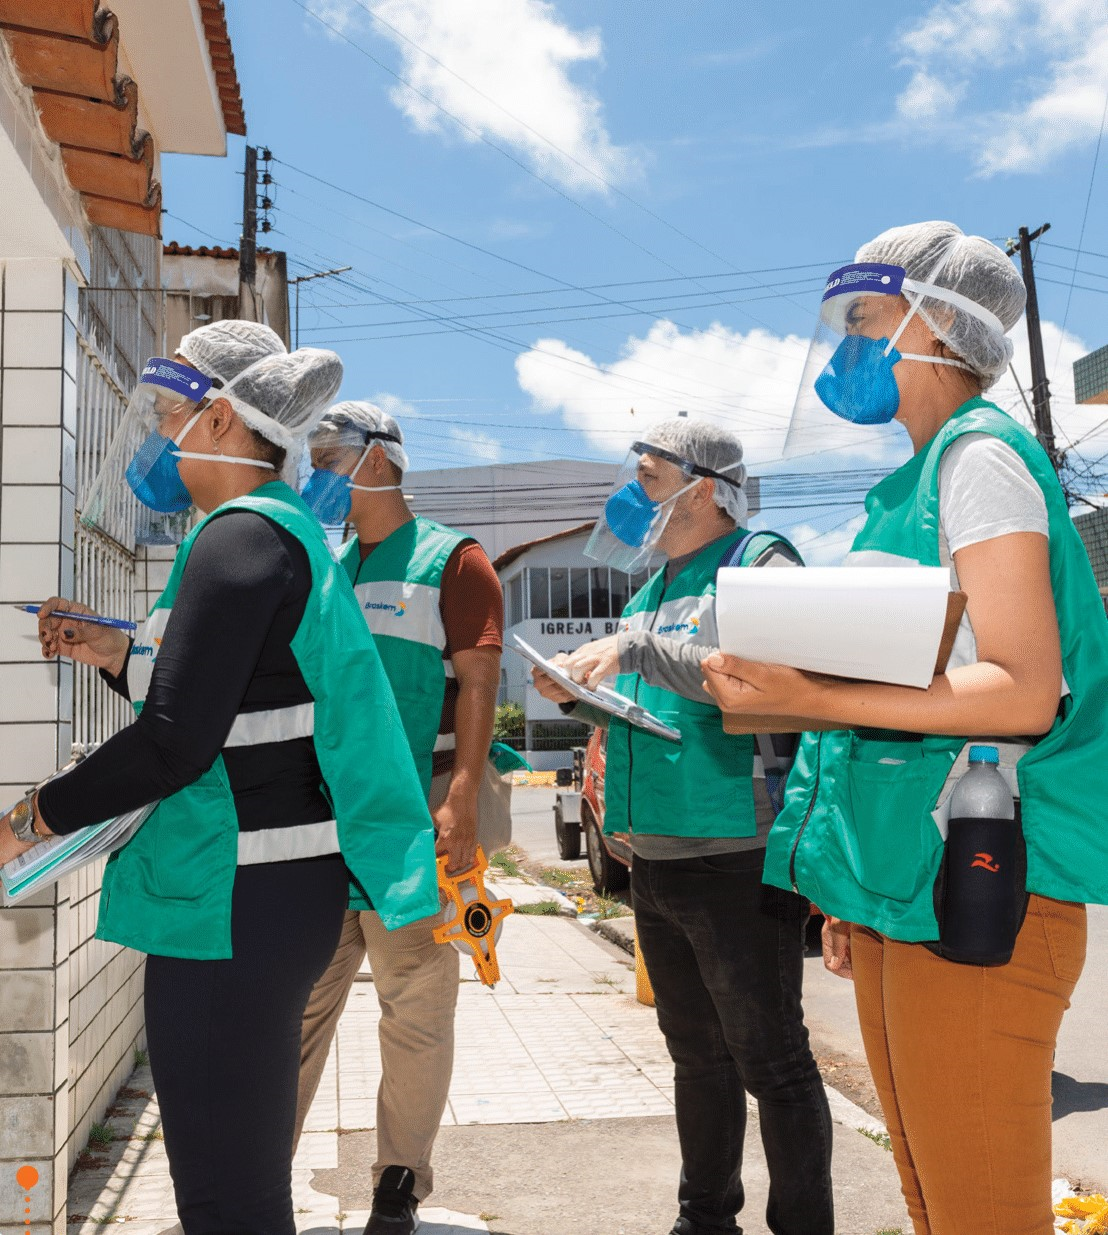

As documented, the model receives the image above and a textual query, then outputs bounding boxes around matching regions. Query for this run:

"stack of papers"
[715,565,956,690]
[2,804,155,906]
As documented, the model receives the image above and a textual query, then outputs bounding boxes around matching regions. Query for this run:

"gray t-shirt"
[570,533,802,860]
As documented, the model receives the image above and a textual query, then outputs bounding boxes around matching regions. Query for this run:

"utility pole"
[288,266,352,347]
[1006,223,1060,474]
[238,145,259,320]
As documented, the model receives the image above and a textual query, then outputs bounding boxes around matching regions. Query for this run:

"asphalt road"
[509,785,1108,1192]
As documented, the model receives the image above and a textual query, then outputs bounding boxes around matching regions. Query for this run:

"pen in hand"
[14,605,137,632]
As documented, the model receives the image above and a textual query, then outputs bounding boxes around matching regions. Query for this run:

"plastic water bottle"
[939,745,1022,966]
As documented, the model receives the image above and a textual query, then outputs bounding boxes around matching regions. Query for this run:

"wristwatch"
[8,791,47,844]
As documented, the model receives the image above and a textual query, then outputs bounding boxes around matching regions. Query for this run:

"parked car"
[553,729,630,894]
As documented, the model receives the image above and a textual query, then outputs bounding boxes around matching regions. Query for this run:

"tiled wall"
[1,244,156,1235]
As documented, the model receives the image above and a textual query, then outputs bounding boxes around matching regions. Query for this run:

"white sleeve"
[938,433,1049,556]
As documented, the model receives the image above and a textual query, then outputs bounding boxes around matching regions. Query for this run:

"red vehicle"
[553,728,630,894]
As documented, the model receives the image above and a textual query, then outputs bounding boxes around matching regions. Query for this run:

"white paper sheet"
[715,565,952,689]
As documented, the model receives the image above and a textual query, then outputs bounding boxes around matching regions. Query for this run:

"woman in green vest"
[702,222,1108,1235]
[0,321,437,1235]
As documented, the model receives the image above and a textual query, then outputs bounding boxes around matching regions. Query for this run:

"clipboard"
[511,635,682,743]
[718,590,969,734]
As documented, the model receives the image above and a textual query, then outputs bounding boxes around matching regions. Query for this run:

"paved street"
[64,787,1106,1234]
[512,786,1108,1193]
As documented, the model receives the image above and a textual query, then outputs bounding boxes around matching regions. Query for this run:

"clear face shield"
[81,357,215,547]
[302,421,404,526]
[783,263,994,462]
[584,440,745,574]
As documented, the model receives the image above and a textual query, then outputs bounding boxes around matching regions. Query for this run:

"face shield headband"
[80,358,280,548]
[300,430,405,526]
[584,440,746,574]
[783,264,1006,457]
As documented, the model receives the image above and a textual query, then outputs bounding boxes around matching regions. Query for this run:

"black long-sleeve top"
[38,511,331,835]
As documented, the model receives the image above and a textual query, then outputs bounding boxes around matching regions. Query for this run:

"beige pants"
[294,764,510,1201]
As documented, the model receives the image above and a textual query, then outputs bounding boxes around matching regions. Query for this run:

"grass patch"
[595,894,630,920]
[515,900,561,916]
[479,1215,500,1223]
[875,1229,905,1234]
[132,1047,148,1069]
[490,850,522,878]
[88,1122,115,1148]
[859,1127,892,1152]
[541,867,583,888]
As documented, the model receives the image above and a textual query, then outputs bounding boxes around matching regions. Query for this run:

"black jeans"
[632,849,833,1235]
[144,855,349,1235]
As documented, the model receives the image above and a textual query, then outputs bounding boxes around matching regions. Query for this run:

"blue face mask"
[125,428,195,513]
[604,479,663,548]
[301,468,353,525]
[814,335,904,425]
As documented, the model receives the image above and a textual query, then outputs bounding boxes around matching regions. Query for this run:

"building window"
[550,567,570,618]
[507,575,523,627]
[590,567,612,617]
[528,567,550,619]
[571,567,591,617]
[609,570,629,616]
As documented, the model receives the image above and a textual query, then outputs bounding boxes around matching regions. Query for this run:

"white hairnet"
[643,416,748,525]
[855,221,1026,389]
[178,320,286,383]
[310,400,411,474]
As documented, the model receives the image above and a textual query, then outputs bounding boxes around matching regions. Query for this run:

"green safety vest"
[763,399,1108,940]
[603,529,794,839]
[95,482,439,960]
[339,516,471,794]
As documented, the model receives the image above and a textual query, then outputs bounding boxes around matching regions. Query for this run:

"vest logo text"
[656,617,701,637]
[365,600,406,618]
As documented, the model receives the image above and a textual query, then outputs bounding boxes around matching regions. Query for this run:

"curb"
[592,916,635,955]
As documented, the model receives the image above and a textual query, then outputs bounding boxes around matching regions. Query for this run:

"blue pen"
[14,605,137,632]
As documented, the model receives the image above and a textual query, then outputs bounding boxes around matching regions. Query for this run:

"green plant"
[490,850,521,877]
[493,701,525,741]
[542,867,581,887]
[515,900,560,915]
[595,894,630,920]
[132,1047,148,1069]
[860,1127,893,1152]
[88,1122,115,1148]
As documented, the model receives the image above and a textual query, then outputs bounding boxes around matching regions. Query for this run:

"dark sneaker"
[668,1218,739,1235]
[364,1166,419,1235]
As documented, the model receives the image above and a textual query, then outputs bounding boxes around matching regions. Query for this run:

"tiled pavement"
[67,910,684,1234]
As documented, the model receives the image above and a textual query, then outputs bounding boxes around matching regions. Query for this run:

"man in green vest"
[293,401,505,1235]
[532,418,833,1235]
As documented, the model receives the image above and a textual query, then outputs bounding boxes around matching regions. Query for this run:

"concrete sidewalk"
[67,908,911,1235]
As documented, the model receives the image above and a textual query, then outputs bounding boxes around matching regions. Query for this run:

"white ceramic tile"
[0,368,63,426]
[0,542,63,606]
[4,261,66,312]
[2,426,63,485]
[1,484,62,543]
[0,662,60,721]
[0,720,58,782]
[3,312,63,369]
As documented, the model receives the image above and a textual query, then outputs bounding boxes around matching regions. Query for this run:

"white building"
[0,3,244,1227]
[492,523,654,765]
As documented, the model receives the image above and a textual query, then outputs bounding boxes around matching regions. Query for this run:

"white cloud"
[373,391,506,467]
[896,70,963,121]
[894,0,1108,173]
[780,514,866,566]
[326,0,637,193]
[990,318,1108,482]
[514,318,905,471]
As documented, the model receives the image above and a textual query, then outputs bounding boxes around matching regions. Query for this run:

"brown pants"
[852,894,1086,1235]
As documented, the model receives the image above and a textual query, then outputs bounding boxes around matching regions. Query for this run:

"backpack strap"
[718,530,799,570]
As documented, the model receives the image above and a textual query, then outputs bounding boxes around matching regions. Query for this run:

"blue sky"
[162,0,1108,559]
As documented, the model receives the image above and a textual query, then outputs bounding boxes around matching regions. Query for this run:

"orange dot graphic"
[16,1165,39,1190]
